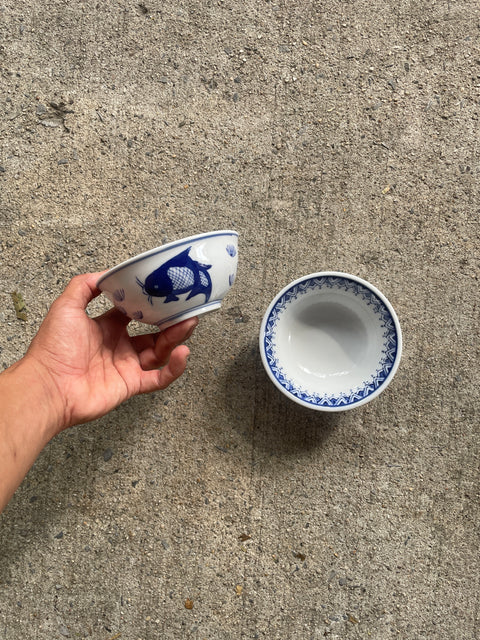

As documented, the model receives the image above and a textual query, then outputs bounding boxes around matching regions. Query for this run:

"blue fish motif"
[226,244,237,258]
[136,247,212,305]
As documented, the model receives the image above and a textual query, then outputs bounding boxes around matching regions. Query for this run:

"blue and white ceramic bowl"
[259,272,402,411]
[97,230,238,330]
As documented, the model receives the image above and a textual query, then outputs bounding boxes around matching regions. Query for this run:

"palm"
[48,304,142,422]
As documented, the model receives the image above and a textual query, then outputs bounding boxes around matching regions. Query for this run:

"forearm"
[0,357,62,513]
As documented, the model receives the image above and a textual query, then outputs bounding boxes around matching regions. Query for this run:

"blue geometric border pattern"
[263,276,399,408]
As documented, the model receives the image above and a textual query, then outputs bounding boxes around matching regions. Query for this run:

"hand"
[0,273,198,512]
[25,272,198,433]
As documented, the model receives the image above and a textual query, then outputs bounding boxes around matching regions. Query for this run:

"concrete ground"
[1,1,479,638]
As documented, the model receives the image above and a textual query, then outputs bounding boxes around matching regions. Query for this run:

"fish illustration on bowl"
[136,246,212,305]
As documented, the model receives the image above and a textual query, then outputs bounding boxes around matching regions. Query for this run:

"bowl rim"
[96,229,238,287]
[259,271,403,412]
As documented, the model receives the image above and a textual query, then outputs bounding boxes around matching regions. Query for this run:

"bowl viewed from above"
[259,272,402,411]
[97,230,238,330]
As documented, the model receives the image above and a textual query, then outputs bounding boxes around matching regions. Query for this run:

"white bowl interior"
[261,274,401,410]
[276,291,384,395]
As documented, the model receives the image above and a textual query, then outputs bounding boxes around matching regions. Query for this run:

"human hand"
[24,272,198,434]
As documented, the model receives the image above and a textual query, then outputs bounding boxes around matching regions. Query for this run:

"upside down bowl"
[97,230,238,330]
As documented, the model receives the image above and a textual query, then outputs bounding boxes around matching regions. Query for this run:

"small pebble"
[103,448,113,462]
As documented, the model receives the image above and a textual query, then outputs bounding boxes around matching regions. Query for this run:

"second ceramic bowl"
[259,272,402,411]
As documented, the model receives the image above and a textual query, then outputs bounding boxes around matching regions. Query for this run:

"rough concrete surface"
[0,1,479,638]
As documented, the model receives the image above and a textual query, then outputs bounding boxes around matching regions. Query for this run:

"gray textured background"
[0,1,479,638]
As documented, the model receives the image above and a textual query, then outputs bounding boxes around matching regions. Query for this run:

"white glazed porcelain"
[259,272,402,411]
[97,230,238,330]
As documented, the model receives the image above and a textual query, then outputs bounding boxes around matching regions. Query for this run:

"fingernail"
[185,324,196,340]
[187,317,199,337]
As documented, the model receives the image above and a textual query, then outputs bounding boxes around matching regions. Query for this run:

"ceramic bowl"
[259,272,402,411]
[97,230,238,330]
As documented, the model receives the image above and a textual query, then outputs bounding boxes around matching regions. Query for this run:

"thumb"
[60,272,106,310]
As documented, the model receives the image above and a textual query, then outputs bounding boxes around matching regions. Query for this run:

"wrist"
[0,356,66,512]
[1,356,65,443]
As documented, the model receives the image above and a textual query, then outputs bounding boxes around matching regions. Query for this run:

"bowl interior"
[261,274,401,409]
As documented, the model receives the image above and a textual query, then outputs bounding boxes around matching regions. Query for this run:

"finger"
[130,333,157,354]
[60,272,107,310]
[157,345,191,389]
[138,319,197,370]
[131,334,159,370]
[138,345,191,394]
[131,319,196,357]
[154,317,198,366]
[137,347,159,371]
